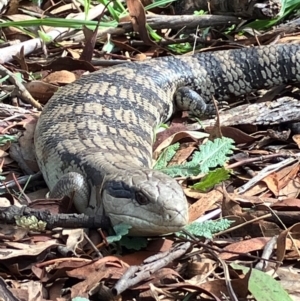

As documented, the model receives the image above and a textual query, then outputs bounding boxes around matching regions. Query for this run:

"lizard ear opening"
[135,191,150,205]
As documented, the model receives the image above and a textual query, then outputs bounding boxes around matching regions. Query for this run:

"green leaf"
[180,219,232,239]
[105,224,148,250]
[15,215,46,231]
[0,135,18,146]
[99,0,121,21]
[106,223,131,243]
[83,0,91,20]
[158,137,234,177]
[195,137,234,173]
[154,142,179,170]
[193,10,207,15]
[147,24,162,42]
[192,167,231,192]
[159,163,202,178]
[38,30,53,42]
[102,37,115,53]
[145,0,176,11]
[230,264,293,301]
[0,75,9,84]
[119,236,148,250]
[0,18,117,30]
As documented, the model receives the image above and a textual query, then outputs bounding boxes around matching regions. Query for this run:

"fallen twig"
[112,241,192,295]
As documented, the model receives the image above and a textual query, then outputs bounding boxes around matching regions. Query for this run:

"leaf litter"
[1,0,300,300]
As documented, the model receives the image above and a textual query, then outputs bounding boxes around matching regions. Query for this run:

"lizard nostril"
[165,213,172,221]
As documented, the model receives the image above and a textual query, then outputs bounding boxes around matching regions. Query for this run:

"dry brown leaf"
[153,130,207,160]
[131,268,183,291]
[0,150,12,165]
[292,134,300,148]
[67,48,81,59]
[186,259,216,279]
[200,278,248,299]
[154,123,189,151]
[222,189,243,217]
[259,220,282,237]
[276,161,299,188]
[238,181,268,197]
[5,0,19,14]
[0,196,11,207]
[169,142,196,165]
[50,3,77,15]
[188,189,223,222]
[220,237,271,260]
[272,198,300,210]
[0,240,59,260]
[43,70,77,85]
[3,14,36,40]
[32,258,92,282]
[28,198,71,214]
[25,80,58,104]
[0,224,28,241]
[10,280,45,301]
[277,223,300,263]
[234,195,265,205]
[69,257,128,298]
[184,188,206,199]
[26,188,49,201]
[28,56,96,73]
[262,173,279,196]
[63,228,85,254]
[248,149,272,155]
[134,53,147,61]
[279,176,300,200]
[258,162,300,198]
[126,0,155,46]
[206,126,257,144]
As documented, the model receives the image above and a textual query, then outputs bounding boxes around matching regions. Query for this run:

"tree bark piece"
[196,97,300,128]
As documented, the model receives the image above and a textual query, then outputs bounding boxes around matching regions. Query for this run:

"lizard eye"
[135,192,149,205]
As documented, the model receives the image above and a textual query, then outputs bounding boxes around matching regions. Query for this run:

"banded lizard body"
[35,43,300,235]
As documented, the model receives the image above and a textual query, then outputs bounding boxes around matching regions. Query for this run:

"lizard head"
[101,168,189,236]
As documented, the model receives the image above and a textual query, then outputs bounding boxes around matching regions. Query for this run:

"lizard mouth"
[108,212,188,236]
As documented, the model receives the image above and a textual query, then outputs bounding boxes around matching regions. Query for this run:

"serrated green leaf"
[195,137,234,173]
[192,167,231,192]
[119,236,148,250]
[159,164,202,177]
[158,137,234,177]
[180,219,232,239]
[230,264,293,301]
[154,142,179,170]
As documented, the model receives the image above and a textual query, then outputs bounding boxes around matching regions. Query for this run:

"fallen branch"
[112,241,192,295]
[0,205,111,230]
[192,96,300,128]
